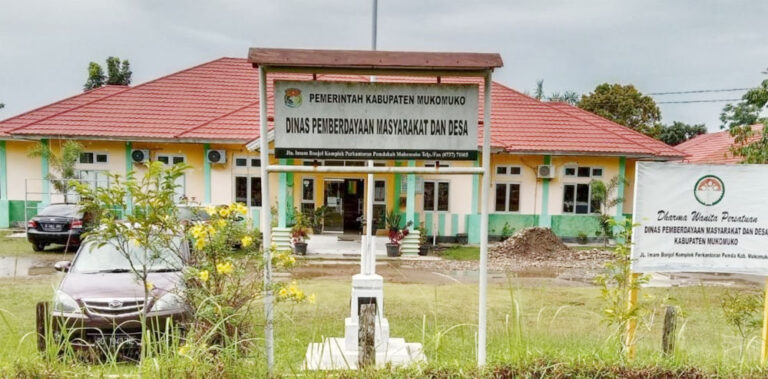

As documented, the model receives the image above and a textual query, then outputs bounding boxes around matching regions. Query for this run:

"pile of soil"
[490,227,569,259]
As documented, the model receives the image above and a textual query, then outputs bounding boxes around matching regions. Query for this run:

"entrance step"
[401,230,420,255]
[272,227,292,253]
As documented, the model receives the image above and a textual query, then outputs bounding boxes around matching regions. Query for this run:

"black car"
[27,204,93,252]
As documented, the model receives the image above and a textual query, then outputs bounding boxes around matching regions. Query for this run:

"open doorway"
[323,179,364,234]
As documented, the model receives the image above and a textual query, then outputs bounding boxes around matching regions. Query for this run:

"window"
[423,181,449,212]
[235,176,262,207]
[496,165,521,176]
[564,165,603,178]
[373,180,387,229]
[495,183,520,212]
[156,154,186,202]
[424,161,450,168]
[79,152,108,165]
[563,183,599,214]
[234,156,260,168]
[301,178,314,215]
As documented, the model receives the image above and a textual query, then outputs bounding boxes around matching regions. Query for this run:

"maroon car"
[39,235,190,359]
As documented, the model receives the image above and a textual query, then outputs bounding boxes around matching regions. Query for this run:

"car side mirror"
[54,261,71,272]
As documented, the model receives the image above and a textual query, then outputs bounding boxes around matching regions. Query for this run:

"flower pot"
[386,243,400,257]
[293,242,308,255]
[418,246,429,256]
[456,233,468,244]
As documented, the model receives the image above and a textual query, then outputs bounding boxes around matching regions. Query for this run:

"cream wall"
[488,154,544,215]
[6,140,41,200]
[548,156,623,216]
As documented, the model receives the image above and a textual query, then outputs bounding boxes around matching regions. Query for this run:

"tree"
[578,83,661,135]
[527,80,580,105]
[651,121,707,146]
[548,91,580,105]
[720,79,768,163]
[0,103,4,110]
[590,176,628,246]
[83,56,132,91]
[83,62,106,91]
[28,140,84,203]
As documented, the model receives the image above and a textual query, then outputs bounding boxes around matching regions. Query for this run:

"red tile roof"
[676,124,763,163]
[0,86,126,137]
[0,57,684,158]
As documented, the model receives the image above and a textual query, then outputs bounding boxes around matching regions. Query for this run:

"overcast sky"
[1,0,766,131]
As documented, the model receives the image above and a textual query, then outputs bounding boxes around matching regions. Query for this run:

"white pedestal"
[303,274,426,370]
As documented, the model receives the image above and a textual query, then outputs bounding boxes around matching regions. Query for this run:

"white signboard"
[273,80,478,160]
[631,162,768,275]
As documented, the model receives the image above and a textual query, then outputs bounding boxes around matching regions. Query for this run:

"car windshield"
[39,204,81,217]
[71,238,185,274]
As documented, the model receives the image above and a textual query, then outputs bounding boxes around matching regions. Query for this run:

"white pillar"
[258,65,274,374]
[477,71,492,366]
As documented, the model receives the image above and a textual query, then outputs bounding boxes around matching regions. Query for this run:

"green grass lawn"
[0,231,36,256]
[1,271,766,377]
[437,245,479,260]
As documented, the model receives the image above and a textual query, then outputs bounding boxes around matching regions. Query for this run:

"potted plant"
[416,222,429,256]
[291,208,311,255]
[311,205,327,234]
[385,209,412,257]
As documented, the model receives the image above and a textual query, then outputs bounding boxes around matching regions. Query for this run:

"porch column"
[538,155,551,228]
[0,141,8,228]
[124,142,133,216]
[278,158,288,228]
[203,143,211,204]
[405,160,415,225]
[616,156,626,218]
[273,158,293,252]
[467,155,481,244]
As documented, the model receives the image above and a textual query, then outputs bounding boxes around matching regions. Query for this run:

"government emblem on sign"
[694,175,725,206]
[284,88,302,108]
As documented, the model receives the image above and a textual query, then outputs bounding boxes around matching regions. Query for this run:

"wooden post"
[760,278,768,365]
[35,301,49,352]
[624,273,639,360]
[662,306,677,356]
[359,303,376,368]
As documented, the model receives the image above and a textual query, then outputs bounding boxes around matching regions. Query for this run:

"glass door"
[323,180,344,232]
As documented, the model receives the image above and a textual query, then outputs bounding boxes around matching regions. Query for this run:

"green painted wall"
[551,215,601,238]
[489,213,538,236]
[10,200,40,225]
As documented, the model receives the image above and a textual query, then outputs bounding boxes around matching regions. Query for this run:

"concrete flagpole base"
[302,273,426,370]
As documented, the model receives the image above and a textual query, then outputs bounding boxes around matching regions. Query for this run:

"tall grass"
[2,275,768,377]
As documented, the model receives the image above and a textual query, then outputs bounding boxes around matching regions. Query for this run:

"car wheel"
[32,242,46,252]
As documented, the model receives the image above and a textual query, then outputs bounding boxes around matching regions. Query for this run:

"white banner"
[273,80,479,160]
[631,162,768,275]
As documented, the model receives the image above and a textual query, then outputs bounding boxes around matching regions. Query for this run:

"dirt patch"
[490,227,569,259]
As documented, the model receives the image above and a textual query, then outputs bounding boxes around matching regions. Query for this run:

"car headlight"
[53,290,81,314]
[151,293,185,312]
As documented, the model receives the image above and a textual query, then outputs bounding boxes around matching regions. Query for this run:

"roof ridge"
[6,85,134,133]
[7,57,232,135]
[0,85,120,129]
[175,99,261,138]
[547,102,685,157]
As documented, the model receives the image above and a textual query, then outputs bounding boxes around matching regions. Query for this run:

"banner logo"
[284,88,302,108]
[694,175,725,206]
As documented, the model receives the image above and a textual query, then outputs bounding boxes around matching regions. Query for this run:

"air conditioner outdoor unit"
[537,165,555,179]
[131,149,150,163]
[207,149,227,164]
